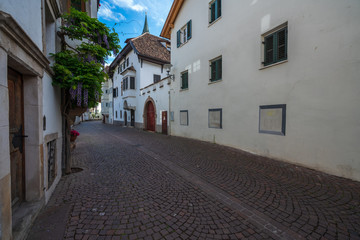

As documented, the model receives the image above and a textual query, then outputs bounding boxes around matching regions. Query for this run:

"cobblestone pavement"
[28,121,360,240]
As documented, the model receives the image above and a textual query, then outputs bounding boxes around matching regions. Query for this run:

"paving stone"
[27,121,360,239]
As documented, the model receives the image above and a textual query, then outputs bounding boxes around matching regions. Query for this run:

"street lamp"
[164,63,175,81]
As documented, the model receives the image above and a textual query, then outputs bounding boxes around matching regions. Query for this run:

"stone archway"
[143,97,157,131]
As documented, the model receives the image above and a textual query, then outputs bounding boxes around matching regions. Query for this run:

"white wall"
[0,0,43,50]
[170,0,360,180]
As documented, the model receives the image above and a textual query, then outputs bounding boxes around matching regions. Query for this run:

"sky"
[97,0,173,64]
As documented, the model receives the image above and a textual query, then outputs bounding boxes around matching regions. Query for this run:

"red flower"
[71,130,80,136]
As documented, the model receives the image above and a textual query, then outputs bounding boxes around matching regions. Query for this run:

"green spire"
[142,12,149,34]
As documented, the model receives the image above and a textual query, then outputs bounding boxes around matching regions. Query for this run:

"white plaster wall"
[139,62,167,89]
[0,0,43,50]
[170,0,360,180]
[43,72,62,137]
[139,79,172,126]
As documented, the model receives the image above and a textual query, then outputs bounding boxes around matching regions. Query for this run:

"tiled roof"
[131,33,170,63]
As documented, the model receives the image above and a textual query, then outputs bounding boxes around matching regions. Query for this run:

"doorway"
[124,111,127,126]
[8,68,25,207]
[162,111,167,135]
[146,101,155,131]
[130,109,135,127]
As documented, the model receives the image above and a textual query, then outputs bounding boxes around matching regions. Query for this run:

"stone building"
[0,0,99,239]
[161,0,360,181]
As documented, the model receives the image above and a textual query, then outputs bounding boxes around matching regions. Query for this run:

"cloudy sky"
[98,0,173,64]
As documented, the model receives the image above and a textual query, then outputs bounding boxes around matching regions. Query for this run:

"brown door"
[162,111,167,135]
[8,68,25,207]
[146,102,155,131]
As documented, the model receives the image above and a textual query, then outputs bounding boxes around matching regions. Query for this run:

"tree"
[52,8,120,174]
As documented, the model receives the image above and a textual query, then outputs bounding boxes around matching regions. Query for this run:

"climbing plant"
[52,8,120,173]
[52,8,120,108]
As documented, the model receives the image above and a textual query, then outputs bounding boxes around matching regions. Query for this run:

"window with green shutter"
[263,26,288,66]
[181,71,188,90]
[130,77,135,89]
[210,57,222,82]
[209,0,221,24]
[177,20,192,48]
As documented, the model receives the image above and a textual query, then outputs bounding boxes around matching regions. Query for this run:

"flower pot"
[70,135,77,142]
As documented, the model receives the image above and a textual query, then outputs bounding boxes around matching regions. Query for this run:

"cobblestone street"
[28,121,360,240]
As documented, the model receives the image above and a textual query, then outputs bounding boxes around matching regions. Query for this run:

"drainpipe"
[168,88,174,136]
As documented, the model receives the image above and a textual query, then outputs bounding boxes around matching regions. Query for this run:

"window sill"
[180,88,189,92]
[259,60,288,70]
[208,79,222,85]
[208,16,222,27]
[178,40,190,48]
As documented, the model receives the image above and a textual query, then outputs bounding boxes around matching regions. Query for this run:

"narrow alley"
[28,121,360,240]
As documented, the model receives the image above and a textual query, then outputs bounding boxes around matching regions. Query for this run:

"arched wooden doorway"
[146,101,155,131]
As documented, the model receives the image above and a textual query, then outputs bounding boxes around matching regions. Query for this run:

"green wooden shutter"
[211,61,216,81]
[210,2,216,23]
[218,58,222,80]
[277,28,287,61]
[177,30,181,47]
[187,20,192,40]
[217,0,221,18]
[264,35,274,65]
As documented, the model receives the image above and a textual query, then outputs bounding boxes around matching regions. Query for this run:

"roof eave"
[160,0,184,39]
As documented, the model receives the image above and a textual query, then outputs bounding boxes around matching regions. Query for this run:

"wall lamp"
[164,63,175,81]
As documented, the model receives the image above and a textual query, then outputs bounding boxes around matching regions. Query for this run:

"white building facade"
[110,32,171,133]
[0,0,99,239]
[161,0,360,181]
[101,77,113,124]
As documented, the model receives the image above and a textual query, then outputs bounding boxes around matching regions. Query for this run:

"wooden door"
[146,102,155,131]
[8,68,25,207]
[162,111,167,135]
[130,110,135,127]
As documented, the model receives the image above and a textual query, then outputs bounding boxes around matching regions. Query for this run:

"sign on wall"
[259,104,286,135]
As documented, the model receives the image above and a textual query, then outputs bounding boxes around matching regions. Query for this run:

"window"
[208,109,222,129]
[126,58,129,67]
[68,0,85,12]
[210,56,222,82]
[123,77,128,90]
[259,104,286,135]
[153,74,161,83]
[113,88,118,98]
[130,77,135,89]
[118,66,120,74]
[116,111,118,118]
[120,110,122,118]
[181,71,188,90]
[263,25,288,66]
[177,20,192,47]
[209,0,221,24]
[180,110,188,126]
[47,139,56,188]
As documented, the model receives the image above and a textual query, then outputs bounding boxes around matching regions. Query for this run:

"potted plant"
[70,129,80,142]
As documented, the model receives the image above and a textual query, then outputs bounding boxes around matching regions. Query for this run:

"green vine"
[51,8,120,108]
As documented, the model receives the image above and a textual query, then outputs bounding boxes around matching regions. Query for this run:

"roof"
[160,0,184,39]
[109,33,170,74]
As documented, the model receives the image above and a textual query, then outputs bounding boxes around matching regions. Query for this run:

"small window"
[69,0,85,12]
[115,111,118,118]
[130,77,135,89]
[177,20,192,48]
[126,58,129,67]
[123,77,128,90]
[263,25,288,66]
[180,110,188,126]
[208,108,222,129]
[209,0,221,24]
[210,56,222,82]
[181,71,188,90]
[113,88,118,98]
[118,66,120,74]
[153,74,161,83]
[120,110,122,118]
